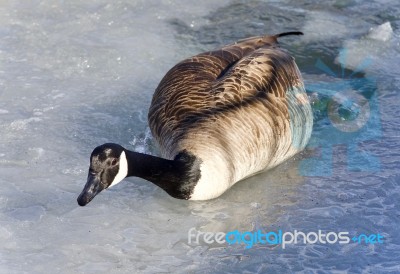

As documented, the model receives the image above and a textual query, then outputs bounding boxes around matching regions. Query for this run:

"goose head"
[77,143,128,206]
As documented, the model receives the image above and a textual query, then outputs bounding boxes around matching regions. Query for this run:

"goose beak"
[77,174,104,206]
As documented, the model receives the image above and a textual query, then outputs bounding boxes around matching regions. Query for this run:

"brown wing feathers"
[148,32,304,152]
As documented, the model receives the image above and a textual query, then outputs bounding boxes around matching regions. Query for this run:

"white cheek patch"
[109,151,128,188]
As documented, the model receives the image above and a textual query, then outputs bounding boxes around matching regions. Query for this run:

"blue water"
[0,0,399,273]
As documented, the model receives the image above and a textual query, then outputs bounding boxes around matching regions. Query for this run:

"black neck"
[124,149,201,199]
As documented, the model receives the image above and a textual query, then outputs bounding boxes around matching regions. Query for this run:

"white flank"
[190,160,231,200]
[109,151,128,188]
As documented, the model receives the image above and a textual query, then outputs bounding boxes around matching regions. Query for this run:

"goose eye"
[111,158,118,166]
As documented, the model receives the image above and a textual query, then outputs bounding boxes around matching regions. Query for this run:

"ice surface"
[302,11,352,42]
[1,0,400,273]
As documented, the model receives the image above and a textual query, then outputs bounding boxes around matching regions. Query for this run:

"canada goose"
[77,32,313,206]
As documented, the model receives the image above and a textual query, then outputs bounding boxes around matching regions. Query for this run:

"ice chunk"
[367,21,393,42]
[336,22,397,75]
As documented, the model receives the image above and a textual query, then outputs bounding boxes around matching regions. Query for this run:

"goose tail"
[275,31,304,38]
